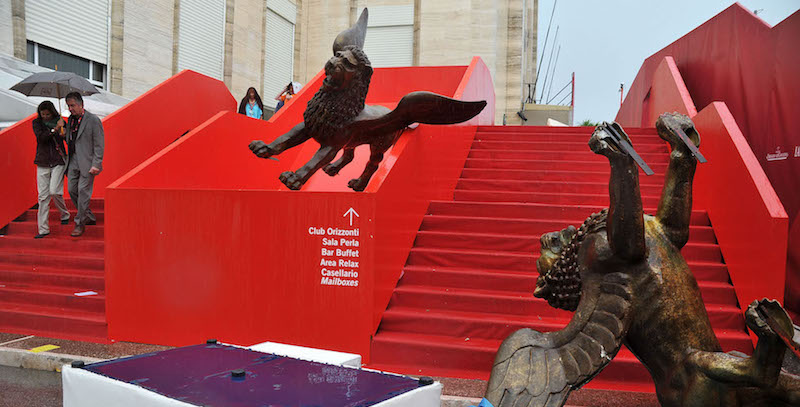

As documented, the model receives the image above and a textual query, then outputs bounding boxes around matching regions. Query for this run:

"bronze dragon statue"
[249,9,486,191]
[483,113,800,407]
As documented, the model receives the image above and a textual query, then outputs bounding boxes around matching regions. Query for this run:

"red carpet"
[368,125,752,393]
[0,199,107,343]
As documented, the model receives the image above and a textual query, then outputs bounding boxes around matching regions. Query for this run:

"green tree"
[579,119,599,127]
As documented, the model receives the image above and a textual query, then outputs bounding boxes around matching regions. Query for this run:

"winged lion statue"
[249,9,486,191]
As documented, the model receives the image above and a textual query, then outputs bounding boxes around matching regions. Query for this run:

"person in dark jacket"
[65,92,104,237]
[32,100,70,238]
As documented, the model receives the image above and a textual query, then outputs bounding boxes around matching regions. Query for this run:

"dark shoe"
[34,233,50,239]
[61,219,70,225]
[71,224,85,237]
[85,219,97,226]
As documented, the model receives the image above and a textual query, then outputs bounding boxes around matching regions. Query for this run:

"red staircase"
[0,199,107,343]
[368,126,752,393]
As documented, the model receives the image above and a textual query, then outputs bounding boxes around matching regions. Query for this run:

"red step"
[456,178,666,196]
[467,149,669,163]
[3,221,104,239]
[470,140,668,153]
[377,307,752,353]
[426,201,711,226]
[0,301,108,343]
[473,132,661,144]
[24,208,105,223]
[460,167,668,185]
[370,331,658,386]
[463,158,669,173]
[388,285,745,330]
[0,250,103,270]
[400,263,732,293]
[0,284,105,313]
[0,234,104,255]
[453,189,666,207]
[0,262,104,291]
[405,245,720,273]
[418,216,717,243]
[476,125,658,135]
[412,231,721,262]
[370,326,750,386]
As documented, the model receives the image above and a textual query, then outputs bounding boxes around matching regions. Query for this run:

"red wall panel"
[693,102,788,328]
[97,70,236,198]
[454,57,496,126]
[0,115,37,229]
[643,57,697,125]
[106,188,377,353]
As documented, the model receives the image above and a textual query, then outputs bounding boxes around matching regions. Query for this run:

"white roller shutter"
[177,0,225,79]
[26,0,109,64]
[263,0,296,109]
[359,5,413,68]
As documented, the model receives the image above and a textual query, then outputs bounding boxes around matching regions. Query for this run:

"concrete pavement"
[0,365,61,407]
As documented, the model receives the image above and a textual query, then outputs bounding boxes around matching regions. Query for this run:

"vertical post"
[11,0,26,60]
[619,83,624,106]
[570,72,575,107]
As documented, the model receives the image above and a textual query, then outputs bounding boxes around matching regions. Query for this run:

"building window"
[176,0,226,80]
[263,0,296,110]
[26,41,106,89]
[359,5,414,68]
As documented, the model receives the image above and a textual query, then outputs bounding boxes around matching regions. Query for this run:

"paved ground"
[0,365,61,407]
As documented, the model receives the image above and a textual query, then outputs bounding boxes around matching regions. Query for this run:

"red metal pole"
[571,72,575,107]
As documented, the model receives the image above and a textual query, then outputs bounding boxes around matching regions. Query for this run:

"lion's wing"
[348,91,486,137]
[484,272,634,407]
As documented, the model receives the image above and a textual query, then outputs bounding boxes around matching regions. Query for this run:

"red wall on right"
[617,3,800,313]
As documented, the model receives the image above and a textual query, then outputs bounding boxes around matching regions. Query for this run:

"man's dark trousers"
[67,164,96,225]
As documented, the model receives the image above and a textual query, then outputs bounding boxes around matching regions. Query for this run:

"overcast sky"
[534,0,799,123]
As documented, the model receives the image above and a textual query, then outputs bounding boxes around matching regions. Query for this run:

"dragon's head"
[322,46,372,92]
[534,210,607,311]
[536,226,576,282]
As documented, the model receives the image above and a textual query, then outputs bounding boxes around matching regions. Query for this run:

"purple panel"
[84,344,420,406]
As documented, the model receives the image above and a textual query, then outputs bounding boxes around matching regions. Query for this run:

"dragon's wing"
[484,272,634,407]
[348,91,486,137]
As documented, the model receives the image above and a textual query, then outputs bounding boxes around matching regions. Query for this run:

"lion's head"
[303,45,373,136]
[534,209,607,311]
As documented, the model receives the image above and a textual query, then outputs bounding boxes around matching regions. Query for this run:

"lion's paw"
[323,163,341,176]
[280,171,304,190]
[348,178,368,192]
[249,140,276,159]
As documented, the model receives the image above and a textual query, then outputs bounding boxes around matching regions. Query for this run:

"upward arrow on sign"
[343,208,359,226]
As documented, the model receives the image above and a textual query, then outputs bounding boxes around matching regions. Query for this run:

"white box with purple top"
[62,341,441,406]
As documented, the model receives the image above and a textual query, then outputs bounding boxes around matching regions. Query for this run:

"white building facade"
[2,0,537,123]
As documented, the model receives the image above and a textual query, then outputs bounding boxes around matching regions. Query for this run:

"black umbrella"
[10,71,99,113]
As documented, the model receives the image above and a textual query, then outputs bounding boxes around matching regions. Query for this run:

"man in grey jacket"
[65,92,104,237]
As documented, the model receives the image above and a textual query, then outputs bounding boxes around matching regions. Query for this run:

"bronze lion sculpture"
[249,9,486,191]
[484,113,800,407]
